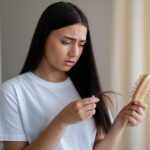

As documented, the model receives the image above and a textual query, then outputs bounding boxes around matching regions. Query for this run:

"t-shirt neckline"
[26,71,71,89]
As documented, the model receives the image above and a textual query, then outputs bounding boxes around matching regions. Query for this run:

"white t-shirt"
[0,72,97,150]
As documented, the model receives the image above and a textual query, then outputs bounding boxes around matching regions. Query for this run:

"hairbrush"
[131,74,150,102]
[123,74,150,127]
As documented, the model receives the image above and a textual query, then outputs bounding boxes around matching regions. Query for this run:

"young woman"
[0,2,147,150]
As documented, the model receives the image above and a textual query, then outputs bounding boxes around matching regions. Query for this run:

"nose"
[69,44,79,57]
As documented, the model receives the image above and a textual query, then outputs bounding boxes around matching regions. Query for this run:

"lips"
[64,60,76,66]
[65,60,75,63]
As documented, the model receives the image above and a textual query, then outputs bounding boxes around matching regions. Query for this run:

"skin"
[3,24,148,150]
[32,23,87,82]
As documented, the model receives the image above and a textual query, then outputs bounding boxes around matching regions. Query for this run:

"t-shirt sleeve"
[0,87,27,141]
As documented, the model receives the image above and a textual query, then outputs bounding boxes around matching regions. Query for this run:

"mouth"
[64,60,76,66]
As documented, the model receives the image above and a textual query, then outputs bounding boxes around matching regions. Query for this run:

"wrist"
[112,118,127,132]
[54,114,69,129]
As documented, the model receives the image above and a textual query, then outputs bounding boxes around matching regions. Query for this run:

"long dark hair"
[20,1,111,133]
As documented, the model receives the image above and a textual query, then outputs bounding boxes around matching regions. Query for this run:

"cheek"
[44,39,69,61]
[45,45,66,62]
[45,41,57,56]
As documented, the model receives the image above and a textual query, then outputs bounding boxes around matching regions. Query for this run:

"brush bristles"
[131,74,150,102]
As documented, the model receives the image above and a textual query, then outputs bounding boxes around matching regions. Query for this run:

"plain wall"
[1,0,113,90]
[0,0,2,84]
[0,0,3,148]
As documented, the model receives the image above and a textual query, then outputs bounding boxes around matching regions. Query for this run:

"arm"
[93,101,147,150]
[4,97,99,150]
[93,120,125,150]
[4,114,68,150]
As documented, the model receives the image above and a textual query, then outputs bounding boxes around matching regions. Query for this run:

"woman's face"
[43,23,87,72]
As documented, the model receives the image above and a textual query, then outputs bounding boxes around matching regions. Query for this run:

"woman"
[0,2,147,150]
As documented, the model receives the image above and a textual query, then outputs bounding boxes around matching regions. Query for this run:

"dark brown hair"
[20,1,111,133]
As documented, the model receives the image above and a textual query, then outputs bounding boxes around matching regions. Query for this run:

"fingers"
[126,109,145,123]
[80,97,99,113]
[132,101,148,110]
[126,101,147,114]
[128,105,145,115]
[125,101,147,126]
[85,109,96,118]
[83,103,96,111]
[60,96,100,125]
[80,97,100,106]
[74,96,100,119]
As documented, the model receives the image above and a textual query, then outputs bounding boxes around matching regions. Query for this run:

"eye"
[79,43,85,47]
[61,40,71,45]
[79,45,84,48]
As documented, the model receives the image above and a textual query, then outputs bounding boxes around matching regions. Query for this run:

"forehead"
[51,24,87,40]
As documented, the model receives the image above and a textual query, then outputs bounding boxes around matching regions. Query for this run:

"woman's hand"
[114,101,148,128]
[57,96,100,126]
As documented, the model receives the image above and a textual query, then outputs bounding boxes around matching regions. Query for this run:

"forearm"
[24,115,68,150]
[94,122,125,150]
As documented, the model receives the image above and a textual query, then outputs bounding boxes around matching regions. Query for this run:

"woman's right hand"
[57,96,100,126]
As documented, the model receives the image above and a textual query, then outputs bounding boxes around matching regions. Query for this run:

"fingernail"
[96,98,100,102]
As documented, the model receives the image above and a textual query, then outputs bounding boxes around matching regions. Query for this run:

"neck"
[32,59,68,83]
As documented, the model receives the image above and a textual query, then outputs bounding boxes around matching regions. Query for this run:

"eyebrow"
[62,36,86,43]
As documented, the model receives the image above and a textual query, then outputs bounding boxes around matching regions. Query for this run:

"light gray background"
[0,0,113,90]
[0,1,112,149]
[0,0,2,84]
[0,1,2,142]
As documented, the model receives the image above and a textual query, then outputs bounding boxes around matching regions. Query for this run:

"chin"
[63,68,72,72]
[62,66,73,72]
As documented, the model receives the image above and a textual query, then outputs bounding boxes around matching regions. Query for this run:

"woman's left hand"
[126,101,148,127]
[114,101,148,128]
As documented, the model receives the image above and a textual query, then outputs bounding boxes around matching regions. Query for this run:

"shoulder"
[0,73,31,109]
[0,72,30,96]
